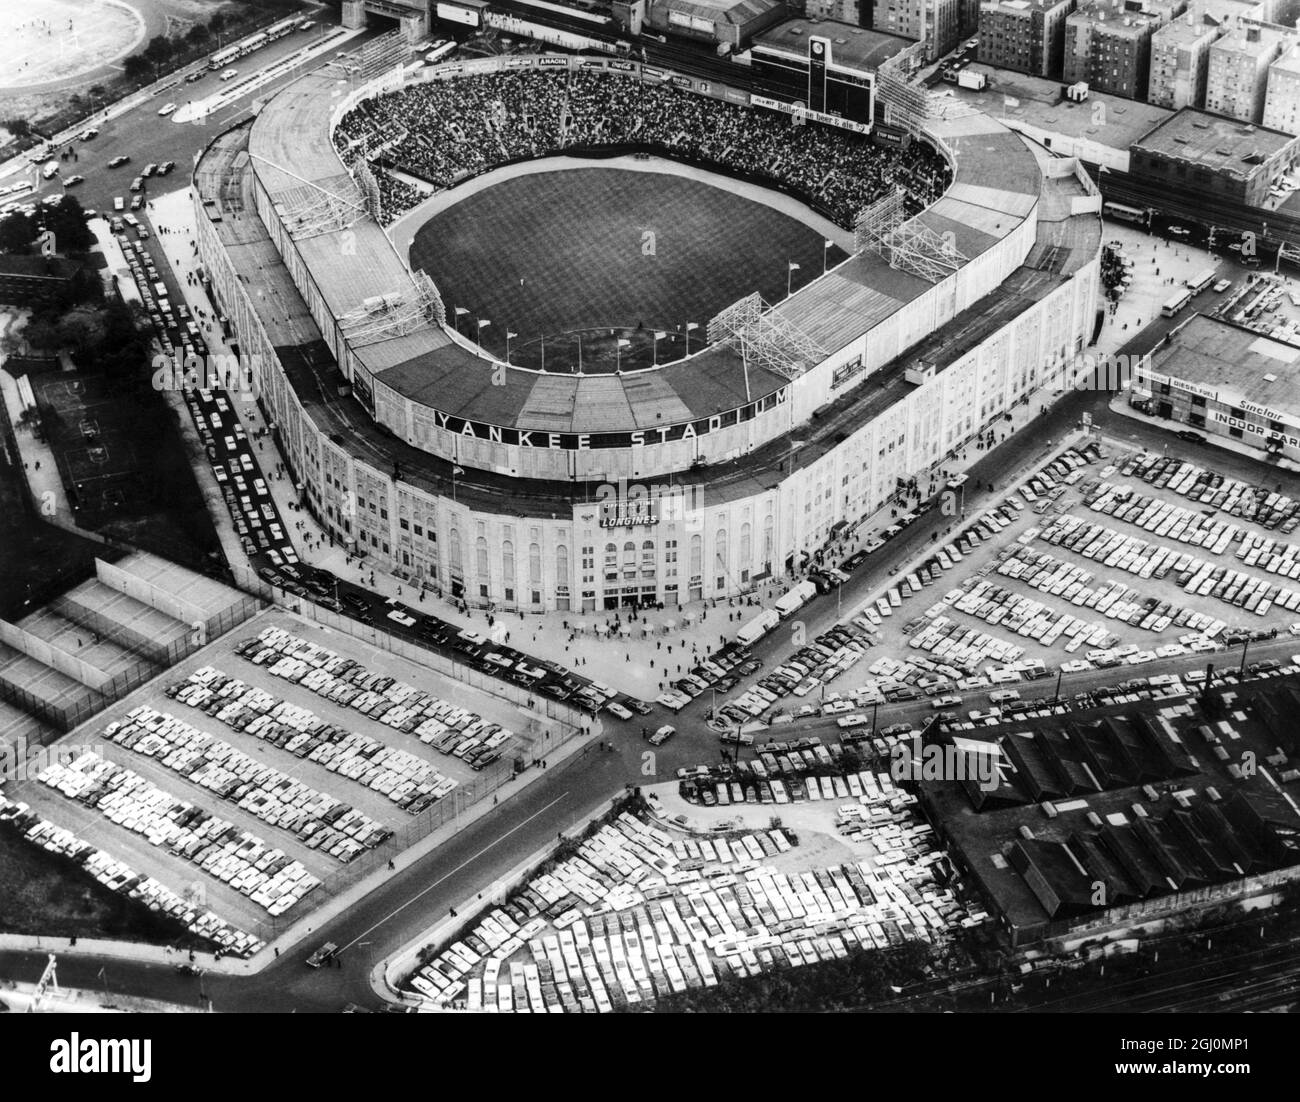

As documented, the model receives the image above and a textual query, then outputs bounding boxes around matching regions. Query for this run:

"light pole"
[506,330,517,363]
[685,322,698,354]
[787,260,799,297]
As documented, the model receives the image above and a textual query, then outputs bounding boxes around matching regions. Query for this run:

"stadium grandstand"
[193,51,1102,613]
[332,69,951,227]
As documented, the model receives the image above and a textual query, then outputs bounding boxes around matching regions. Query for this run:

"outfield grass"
[410,167,844,372]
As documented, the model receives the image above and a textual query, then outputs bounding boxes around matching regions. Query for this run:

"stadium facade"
[194,52,1102,612]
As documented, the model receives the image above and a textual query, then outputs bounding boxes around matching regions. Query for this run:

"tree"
[3,116,31,140]
[123,55,150,80]
[186,24,210,44]
[57,309,105,359]
[0,211,36,254]
[21,316,61,351]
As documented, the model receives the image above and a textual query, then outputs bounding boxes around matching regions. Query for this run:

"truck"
[957,69,986,91]
[774,580,817,618]
[736,608,779,646]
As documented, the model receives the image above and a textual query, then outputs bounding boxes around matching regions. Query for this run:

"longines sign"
[426,388,788,450]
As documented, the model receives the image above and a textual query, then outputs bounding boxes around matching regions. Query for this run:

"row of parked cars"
[105,704,393,861]
[171,664,459,811]
[240,626,512,776]
[997,542,1229,639]
[36,753,320,917]
[1042,511,1293,618]
[1085,483,1242,555]
[0,795,262,956]
[413,796,965,1012]
[709,626,873,728]
[1237,529,1300,584]
[120,234,208,361]
[184,388,295,564]
[655,643,760,713]
[1121,453,1300,533]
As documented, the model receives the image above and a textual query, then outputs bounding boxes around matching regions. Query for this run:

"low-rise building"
[646,0,788,48]
[1134,314,1300,461]
[0,254,83,308]
[1128,105,1298,204]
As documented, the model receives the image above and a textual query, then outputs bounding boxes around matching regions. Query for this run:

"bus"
[1161,289,1192,317]
[424,39,457,65]
[210,43,242,70]
[1186,268,1216,295]
[1103,201,1149,225]
[208,29,269,69]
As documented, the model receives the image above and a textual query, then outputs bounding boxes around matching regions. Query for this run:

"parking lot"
[701,436,1300,741]
[402,787,977,1011]
[1,610,531,945]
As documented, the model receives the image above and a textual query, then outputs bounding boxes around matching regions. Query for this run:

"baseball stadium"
[192,38,1103,613]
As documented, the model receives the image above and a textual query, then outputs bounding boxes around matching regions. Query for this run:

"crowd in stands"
[334,69,951,227]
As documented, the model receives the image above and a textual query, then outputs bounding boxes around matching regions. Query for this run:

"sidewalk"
[0,312,74,517]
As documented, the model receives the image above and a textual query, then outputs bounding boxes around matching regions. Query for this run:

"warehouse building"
[1128,105,1299,205]
[1132,313,1300,461]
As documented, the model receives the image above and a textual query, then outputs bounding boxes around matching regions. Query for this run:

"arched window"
[449,528,462,573]
[690,533,702,575]
[739,522,752,566]
[623,540,636,565]
[714,528,728,572]
[763,514,774,565]
[502,540,515,582]
[556,544,569,586]
[475,536,489,580]
[529,543,541,584]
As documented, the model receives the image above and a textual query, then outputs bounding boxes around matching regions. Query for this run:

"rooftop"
[979,0,1076,15]
[752,19,915,70]
[954,65,1173,149]
[1152,11,1222,44]
[1148,313,1300,413]
[1132,107,1297,175]
[921,680,1300,939]
[1271,41,1300,75]
[1213,23,1292,54]
[1066,0,1170,34]
[657,0,782,24]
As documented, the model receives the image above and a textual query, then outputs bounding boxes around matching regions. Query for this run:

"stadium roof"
[752,20,914,70]
[1132,107,1298,177]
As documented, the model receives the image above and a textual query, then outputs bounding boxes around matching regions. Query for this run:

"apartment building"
[978,0,1077,78]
